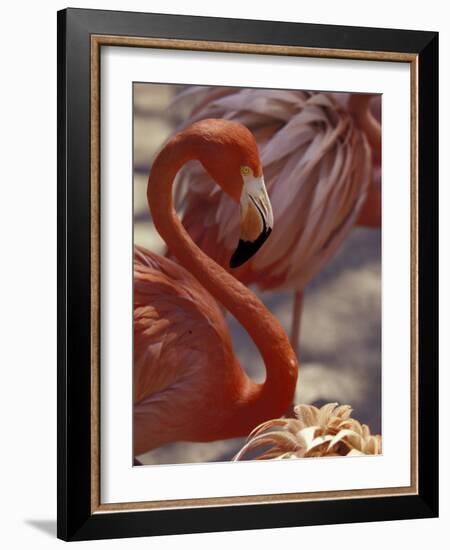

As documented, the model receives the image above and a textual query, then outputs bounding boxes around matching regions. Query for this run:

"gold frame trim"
[90,35,419,514]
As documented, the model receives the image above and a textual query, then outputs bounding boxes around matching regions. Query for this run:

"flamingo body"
[134,246,248,454]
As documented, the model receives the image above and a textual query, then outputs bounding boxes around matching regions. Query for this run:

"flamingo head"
[184,119,274,268]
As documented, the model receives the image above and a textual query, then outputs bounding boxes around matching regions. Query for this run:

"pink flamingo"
[134,119,298,456]
[171,89,381,353]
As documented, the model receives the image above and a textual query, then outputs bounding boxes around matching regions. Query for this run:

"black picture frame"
[57,7,438,541]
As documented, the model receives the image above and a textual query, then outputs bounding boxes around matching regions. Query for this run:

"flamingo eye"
[240,166,252,177]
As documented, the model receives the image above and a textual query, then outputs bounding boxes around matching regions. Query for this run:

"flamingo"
[170,89,381,353]
[134,118,298,456]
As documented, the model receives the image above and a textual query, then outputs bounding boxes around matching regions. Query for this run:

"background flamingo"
[170,88,381,353]
[134,119,298,457]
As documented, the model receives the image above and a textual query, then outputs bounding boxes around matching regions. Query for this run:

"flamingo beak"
[230,176,274,268]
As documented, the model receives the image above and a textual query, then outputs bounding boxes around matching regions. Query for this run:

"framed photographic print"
[57,8,438,541]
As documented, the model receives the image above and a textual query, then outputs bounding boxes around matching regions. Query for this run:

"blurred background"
[133,83,381,466]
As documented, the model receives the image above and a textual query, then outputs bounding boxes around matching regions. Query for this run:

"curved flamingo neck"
[147,132,298,434]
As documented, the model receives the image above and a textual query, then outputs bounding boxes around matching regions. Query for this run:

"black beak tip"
[229,228,272,269]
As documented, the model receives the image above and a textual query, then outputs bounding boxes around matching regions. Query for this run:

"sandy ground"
[133,84,381,465]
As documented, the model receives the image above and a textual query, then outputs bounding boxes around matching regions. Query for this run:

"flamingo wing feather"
[134,246,239,453]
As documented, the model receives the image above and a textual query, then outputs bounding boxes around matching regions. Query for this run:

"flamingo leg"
[290,290,303,359]
[283,290,303,418]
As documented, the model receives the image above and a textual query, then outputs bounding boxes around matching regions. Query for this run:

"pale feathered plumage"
[233,402,382,460]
